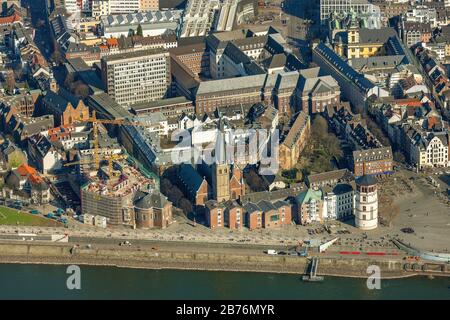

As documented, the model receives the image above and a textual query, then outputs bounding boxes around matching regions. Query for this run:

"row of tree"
[64,73,90,99]
[300,115,343,174]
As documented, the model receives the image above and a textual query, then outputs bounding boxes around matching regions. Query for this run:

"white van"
[266,250,278,255]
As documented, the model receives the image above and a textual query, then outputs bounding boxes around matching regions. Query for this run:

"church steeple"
[215,119,227,165]
[212,120,230,202]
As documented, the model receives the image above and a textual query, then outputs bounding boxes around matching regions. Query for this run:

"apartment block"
[352,147,394,177]
[101,49,171,106]
[400,21,432,48]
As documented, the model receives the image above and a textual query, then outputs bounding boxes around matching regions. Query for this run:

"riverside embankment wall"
[0,242,420,278]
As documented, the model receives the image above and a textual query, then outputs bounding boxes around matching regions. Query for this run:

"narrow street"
[28,0,53,61]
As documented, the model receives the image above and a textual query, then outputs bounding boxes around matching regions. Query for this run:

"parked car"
[58,217,68,224]
[401,227,414,234]
[298,248,308,257]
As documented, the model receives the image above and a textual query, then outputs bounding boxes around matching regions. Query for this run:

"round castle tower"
[354,175,378,230]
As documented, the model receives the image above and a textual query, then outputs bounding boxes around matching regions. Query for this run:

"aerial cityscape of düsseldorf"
[0,0,449,309]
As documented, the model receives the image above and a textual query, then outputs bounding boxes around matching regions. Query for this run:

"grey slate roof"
[244,202,261,214]
[87,93,132,120]
[331,183,354,195]
[257,199,276,212]
[314,43,375,93]
[273,200,289,209]
[179,163,205,195]
[43,90,75,114]
[355,175,377,186]
[358,27,397,44]
[134,190,168,209]
[349,55,405,71]
[130,96,191,111]
[275,71,300,91]
[223,42,251,65]
[297,75,339,95]
[298,67,321,79]
[196,74,267,95]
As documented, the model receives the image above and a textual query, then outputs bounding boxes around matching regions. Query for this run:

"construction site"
[80,157,155,227]
[60,108,161,228]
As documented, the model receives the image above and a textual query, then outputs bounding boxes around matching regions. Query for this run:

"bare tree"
[179,198,193,215]
[51,40,65,65]
[245,169,267,192]
[5,70,15,94]
[73,82,89,98]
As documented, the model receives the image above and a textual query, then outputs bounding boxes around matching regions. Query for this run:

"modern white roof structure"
[180,0,221,38]
[101,10,183,37]
[101,10,182,27]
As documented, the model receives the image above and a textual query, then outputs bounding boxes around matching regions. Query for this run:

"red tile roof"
[394,98,422,107]
[16,164,43,184]
[17,164,38,177]
[0,13,21,25]
[106,38,119,47]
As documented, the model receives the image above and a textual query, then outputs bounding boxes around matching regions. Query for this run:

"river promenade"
[1,239,449,279]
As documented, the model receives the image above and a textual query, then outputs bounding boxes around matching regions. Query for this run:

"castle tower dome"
[354,175,378,230]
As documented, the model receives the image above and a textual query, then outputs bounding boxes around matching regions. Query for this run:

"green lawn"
[0,206,61,227]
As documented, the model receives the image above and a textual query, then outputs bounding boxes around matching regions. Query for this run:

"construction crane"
[64,153,127,178]
[84,110,161,170]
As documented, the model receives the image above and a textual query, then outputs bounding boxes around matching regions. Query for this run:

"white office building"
[101,49,171,106]
[323,183,354,221]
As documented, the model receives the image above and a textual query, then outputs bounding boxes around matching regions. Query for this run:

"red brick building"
[272,72,299,117]
[178,164,209,206]
[244,202,263,230]
[41,90,89,126]
[206,199,244,230]
[352,147,394,177]
[134,192,173,229]
[229,165,245,200]
[169,43,209,78]
[205,200,225,230]
[195,74,266,115]
[296,75,341,114]
[247,200,292,229]
[223,200,243,230]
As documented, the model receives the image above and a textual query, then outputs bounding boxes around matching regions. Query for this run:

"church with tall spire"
[212,123,231,202]
[198,119,246,203]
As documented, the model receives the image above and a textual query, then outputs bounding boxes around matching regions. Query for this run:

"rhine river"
[0,264,449,299]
